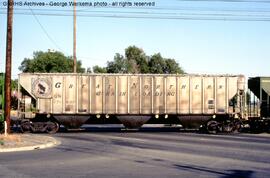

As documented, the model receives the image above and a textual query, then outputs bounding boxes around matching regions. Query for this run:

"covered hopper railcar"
[17,73,245,133]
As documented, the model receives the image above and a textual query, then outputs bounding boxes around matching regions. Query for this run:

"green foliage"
[106,53,130,73]
[11,79,18,90]
[19,51,85,73]
[92,46,185,74]
[164,58,185,74]
[86,67,92,73]
[92,65,107,73]
[149,53,166,74]
[125,46,149,73]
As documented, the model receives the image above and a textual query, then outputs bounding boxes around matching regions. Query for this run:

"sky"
[0,0,270,79]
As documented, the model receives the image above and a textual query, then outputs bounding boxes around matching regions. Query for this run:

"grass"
[0,134,22,146]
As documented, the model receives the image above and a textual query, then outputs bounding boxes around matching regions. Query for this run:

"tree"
[164,58,185,74]
[19,51,85,73]
[149,53,166,74]
[92,65,107,73]
[86,67,92,73]
[106,46,185,74]
[125,46,149,73]
[106,53,130,73]
[89,45,185,74]
[11,79,18,90]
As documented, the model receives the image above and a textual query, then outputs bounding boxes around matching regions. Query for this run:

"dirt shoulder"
[0,134,60,152]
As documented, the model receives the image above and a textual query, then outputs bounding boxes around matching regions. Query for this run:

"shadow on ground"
[174,164,254,178]
[56,124,204,133]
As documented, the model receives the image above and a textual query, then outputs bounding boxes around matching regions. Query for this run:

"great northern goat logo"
[32,78,52,98]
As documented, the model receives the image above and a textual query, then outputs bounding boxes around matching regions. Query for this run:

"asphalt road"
[0,126,270,178]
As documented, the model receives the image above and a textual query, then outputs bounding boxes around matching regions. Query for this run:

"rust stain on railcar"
[91,76,103,113]
[203,77,215,114]
[118,76,128,114]
[153,76,165,114]
[78,75,89,113]
[64,75,76,113]
[141,76,152,114]
[104,76,116,114]
[166,76,177,114]
[129,76,140,114]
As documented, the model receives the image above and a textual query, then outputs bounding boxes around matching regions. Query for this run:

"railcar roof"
[19,73,244,77]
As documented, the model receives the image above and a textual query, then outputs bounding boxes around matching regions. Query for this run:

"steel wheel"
[20,121,32,133]
[207,120,219,134]
[46,121,59,134]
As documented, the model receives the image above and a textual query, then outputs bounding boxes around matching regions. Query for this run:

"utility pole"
[4,0,14,134]
[73,0,77,73]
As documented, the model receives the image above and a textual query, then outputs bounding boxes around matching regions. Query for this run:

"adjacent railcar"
[247,77,270,132]
[18,73,245,133]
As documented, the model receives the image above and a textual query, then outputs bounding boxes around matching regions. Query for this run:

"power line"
[1,6,270,13]
[28,7,65,52]
[1,5,269,20]
[2,7,270,14]
[1,11,270,21]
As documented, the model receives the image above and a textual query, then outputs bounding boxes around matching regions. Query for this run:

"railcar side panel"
[64,75,76,113]
[104,76,116,114]
[228,77,238,114]
[118,76,128,114]
[78,75,89,113]
[203,77,215,114]
[38,98,51,114]
[18,74,245,117]
[153,76,164,114]
[52,76,63,113]
[216,77,226,113]
[191,77,202,114]
[166,76,177,114]
[91,76,103,114]
[129,76,140,114]
[179,76,190,114]
[141,76,152,114]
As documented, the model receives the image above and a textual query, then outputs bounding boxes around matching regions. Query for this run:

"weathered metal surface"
[191,77,202,114]
[53,115,90,129]
[203,77,214,114]
[179,76,190,114]
[18,73,245,117]
[216,77,226,113]
[141,76,152,114]
[118,76,128,114]
[117,116,151,129]
[91,75,103,113]
[52,75,63,113]
[129,76,140,114]
[166,76,177,114]
[153,76,164,114]
[64,75,76,113]
[78,75,89,113]
[178,115,211,129]
[104,76,116,114]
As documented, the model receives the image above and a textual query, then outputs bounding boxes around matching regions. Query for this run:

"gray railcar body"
[18,73,245,132]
